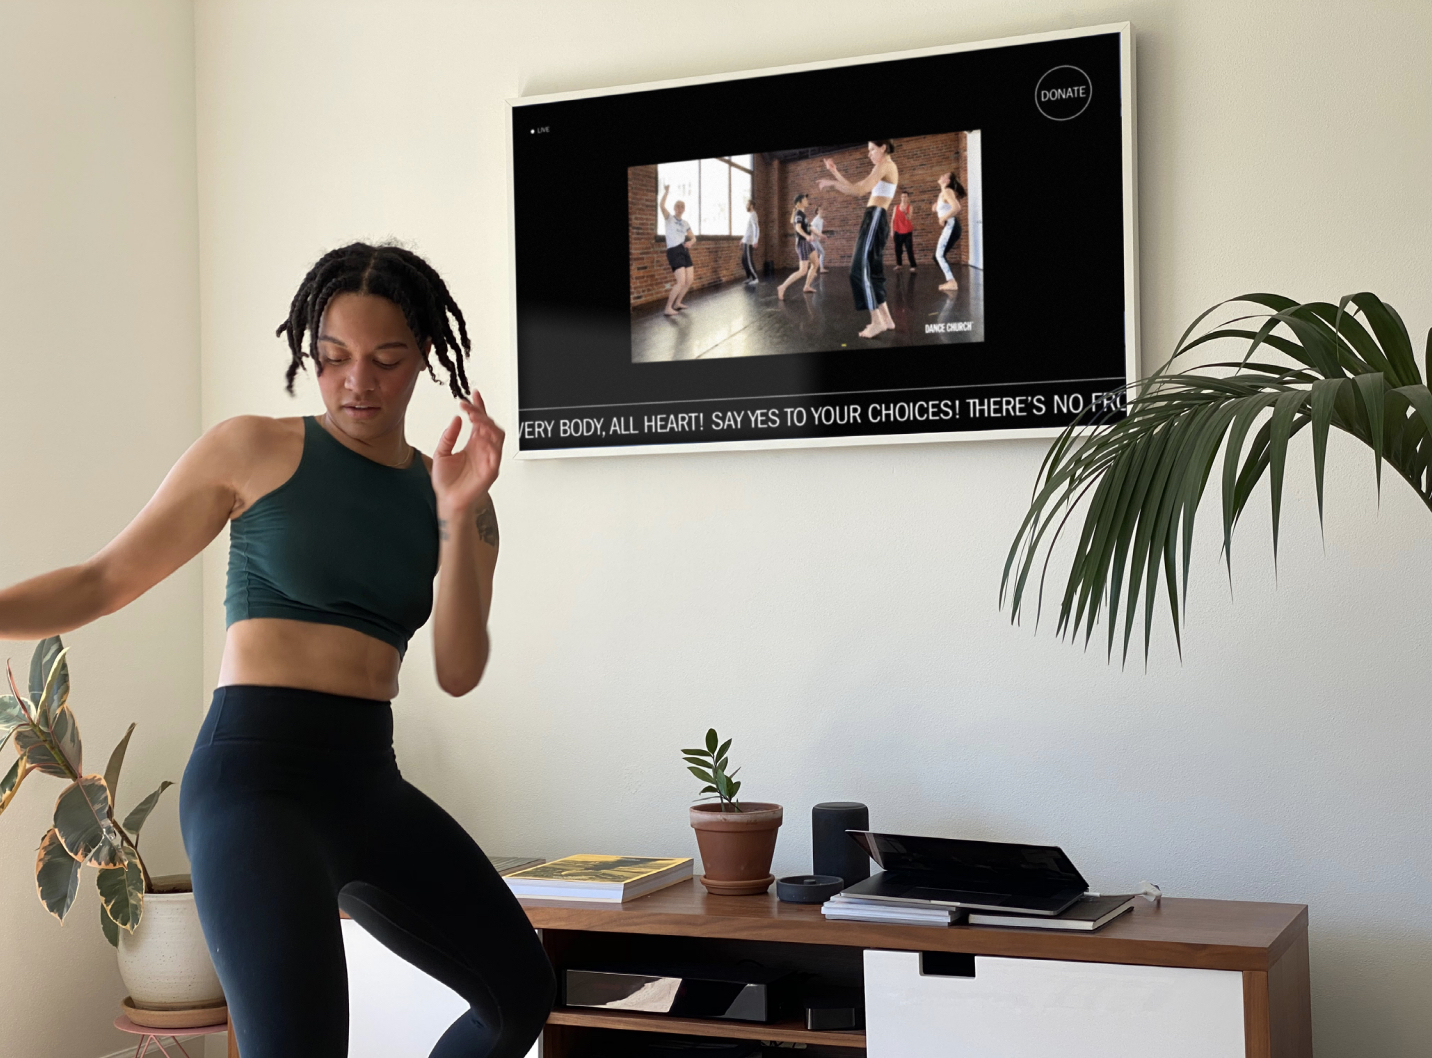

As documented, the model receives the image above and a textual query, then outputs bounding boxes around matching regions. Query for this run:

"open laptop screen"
[848,831,1087,897]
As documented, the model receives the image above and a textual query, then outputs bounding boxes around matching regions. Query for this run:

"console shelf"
[545,1007,867,1048]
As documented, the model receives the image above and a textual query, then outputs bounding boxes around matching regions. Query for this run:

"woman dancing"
[892,192,916,270]
[660,184,696,315]
[810,206,828,273]
[0,243,556,1058]
[933,170,966,292]
[776,193,819,300]
[819,140,899,338]
[740,197,760,285]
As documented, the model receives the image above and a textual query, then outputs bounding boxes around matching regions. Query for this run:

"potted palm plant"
[1003,292,1431,657]
[1,636,223,1025]
[683,728,782,895]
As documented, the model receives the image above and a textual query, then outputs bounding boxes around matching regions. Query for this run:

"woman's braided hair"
[276,242,471,399]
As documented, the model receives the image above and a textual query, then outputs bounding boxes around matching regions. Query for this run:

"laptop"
[843,831,1088,917]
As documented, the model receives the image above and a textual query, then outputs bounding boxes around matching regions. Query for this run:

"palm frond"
[1001,293,1432,663]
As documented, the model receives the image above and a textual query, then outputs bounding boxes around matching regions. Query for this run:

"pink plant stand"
[113,1014,228,1058]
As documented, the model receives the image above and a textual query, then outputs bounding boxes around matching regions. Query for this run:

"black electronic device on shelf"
[564,963,796,1023]
[803,986,865,1031]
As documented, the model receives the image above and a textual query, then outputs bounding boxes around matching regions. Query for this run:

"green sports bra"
[224,416,440,657]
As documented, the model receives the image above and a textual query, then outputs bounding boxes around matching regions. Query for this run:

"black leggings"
[893,231,915,266]
[180,686,555,1058]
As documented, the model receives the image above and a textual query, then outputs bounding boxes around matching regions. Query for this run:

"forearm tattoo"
[474,500,499,547]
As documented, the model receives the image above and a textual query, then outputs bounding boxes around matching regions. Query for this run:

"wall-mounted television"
[508,22,1136,457]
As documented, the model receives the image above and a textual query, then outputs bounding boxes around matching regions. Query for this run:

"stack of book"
[821,892,960,927]
[821,891,1139,931]
[503,854,693,902]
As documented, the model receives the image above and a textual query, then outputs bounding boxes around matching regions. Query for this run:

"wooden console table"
[521,878,1312,1057]
[231,881,1310,1057]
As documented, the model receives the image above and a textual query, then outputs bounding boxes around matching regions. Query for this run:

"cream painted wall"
[0,2,201,1057]
[192,1,1432,1055]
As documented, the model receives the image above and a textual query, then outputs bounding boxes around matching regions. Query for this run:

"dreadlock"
[276,242,472,399]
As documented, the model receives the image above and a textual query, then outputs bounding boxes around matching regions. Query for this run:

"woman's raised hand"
[432,389,505,516]
[817,179,836,190]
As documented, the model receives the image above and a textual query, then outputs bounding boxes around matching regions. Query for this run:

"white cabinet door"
[864,949,1244,1058]
[342,918,540,1058]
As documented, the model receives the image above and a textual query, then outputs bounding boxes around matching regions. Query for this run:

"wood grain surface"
[520,877,1306,972]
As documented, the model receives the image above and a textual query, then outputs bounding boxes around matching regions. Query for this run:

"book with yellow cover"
[503,855,693,902]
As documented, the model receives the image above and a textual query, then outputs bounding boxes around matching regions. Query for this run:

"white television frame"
[506,22,1138,459]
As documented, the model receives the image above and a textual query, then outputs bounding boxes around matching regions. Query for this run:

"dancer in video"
[810,206,829,273]
[0,242,556,1058]
[819,140,899,338]
[892,191,916,270]
[776,193,819,300]
[741,197,760,285]
[660,183,696,315]
[933,170,966,292]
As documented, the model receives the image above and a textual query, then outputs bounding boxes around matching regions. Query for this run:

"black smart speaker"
[811,802,870,887]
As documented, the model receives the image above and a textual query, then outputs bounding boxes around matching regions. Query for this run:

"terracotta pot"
[689,802,783,895]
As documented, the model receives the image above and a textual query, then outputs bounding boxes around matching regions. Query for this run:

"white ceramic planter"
[117,891,224,1008]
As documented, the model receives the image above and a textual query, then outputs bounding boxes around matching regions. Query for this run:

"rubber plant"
[682,728,742,812]
[0,635,173,945]
[1002,293,1432,660]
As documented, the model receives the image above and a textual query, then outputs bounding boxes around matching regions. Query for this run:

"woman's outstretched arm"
[0,418,259,639]
[818,157,881,196]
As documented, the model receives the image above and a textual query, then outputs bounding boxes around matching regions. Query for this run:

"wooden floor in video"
[630,263,985,364]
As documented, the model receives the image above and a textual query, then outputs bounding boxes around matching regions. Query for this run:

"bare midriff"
[219,619,403,701]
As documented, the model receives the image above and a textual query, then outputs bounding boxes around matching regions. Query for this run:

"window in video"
[629,132,984,364]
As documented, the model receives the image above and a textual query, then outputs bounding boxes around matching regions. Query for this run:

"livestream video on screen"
[630,134,985,364]
[509,26,1134,455]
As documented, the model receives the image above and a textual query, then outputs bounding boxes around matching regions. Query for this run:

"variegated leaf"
[100,900,120,947]
[4,661,35,729]
[0,695,25,741]
[15,726,70,778]
[0,756,28,816]
[28,637,61,706]
[96,847,144,931]
[14,727,69,778]
[36,645,70,730]
[122,781,173,838]
[36,827,81,921]
[28,638,65,730]
[103,723,136,809]
[48,705,80,774]
[54,775,121,867]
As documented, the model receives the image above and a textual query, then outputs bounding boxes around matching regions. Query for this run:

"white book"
[822,903,955,926]
[825,895,952,918]
[823,910,954,927]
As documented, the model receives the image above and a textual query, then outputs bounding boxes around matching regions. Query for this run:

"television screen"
[509,23,1136,456]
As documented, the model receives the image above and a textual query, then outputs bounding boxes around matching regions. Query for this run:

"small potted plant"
[683,728,782,895]
[1,637,224,1024]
